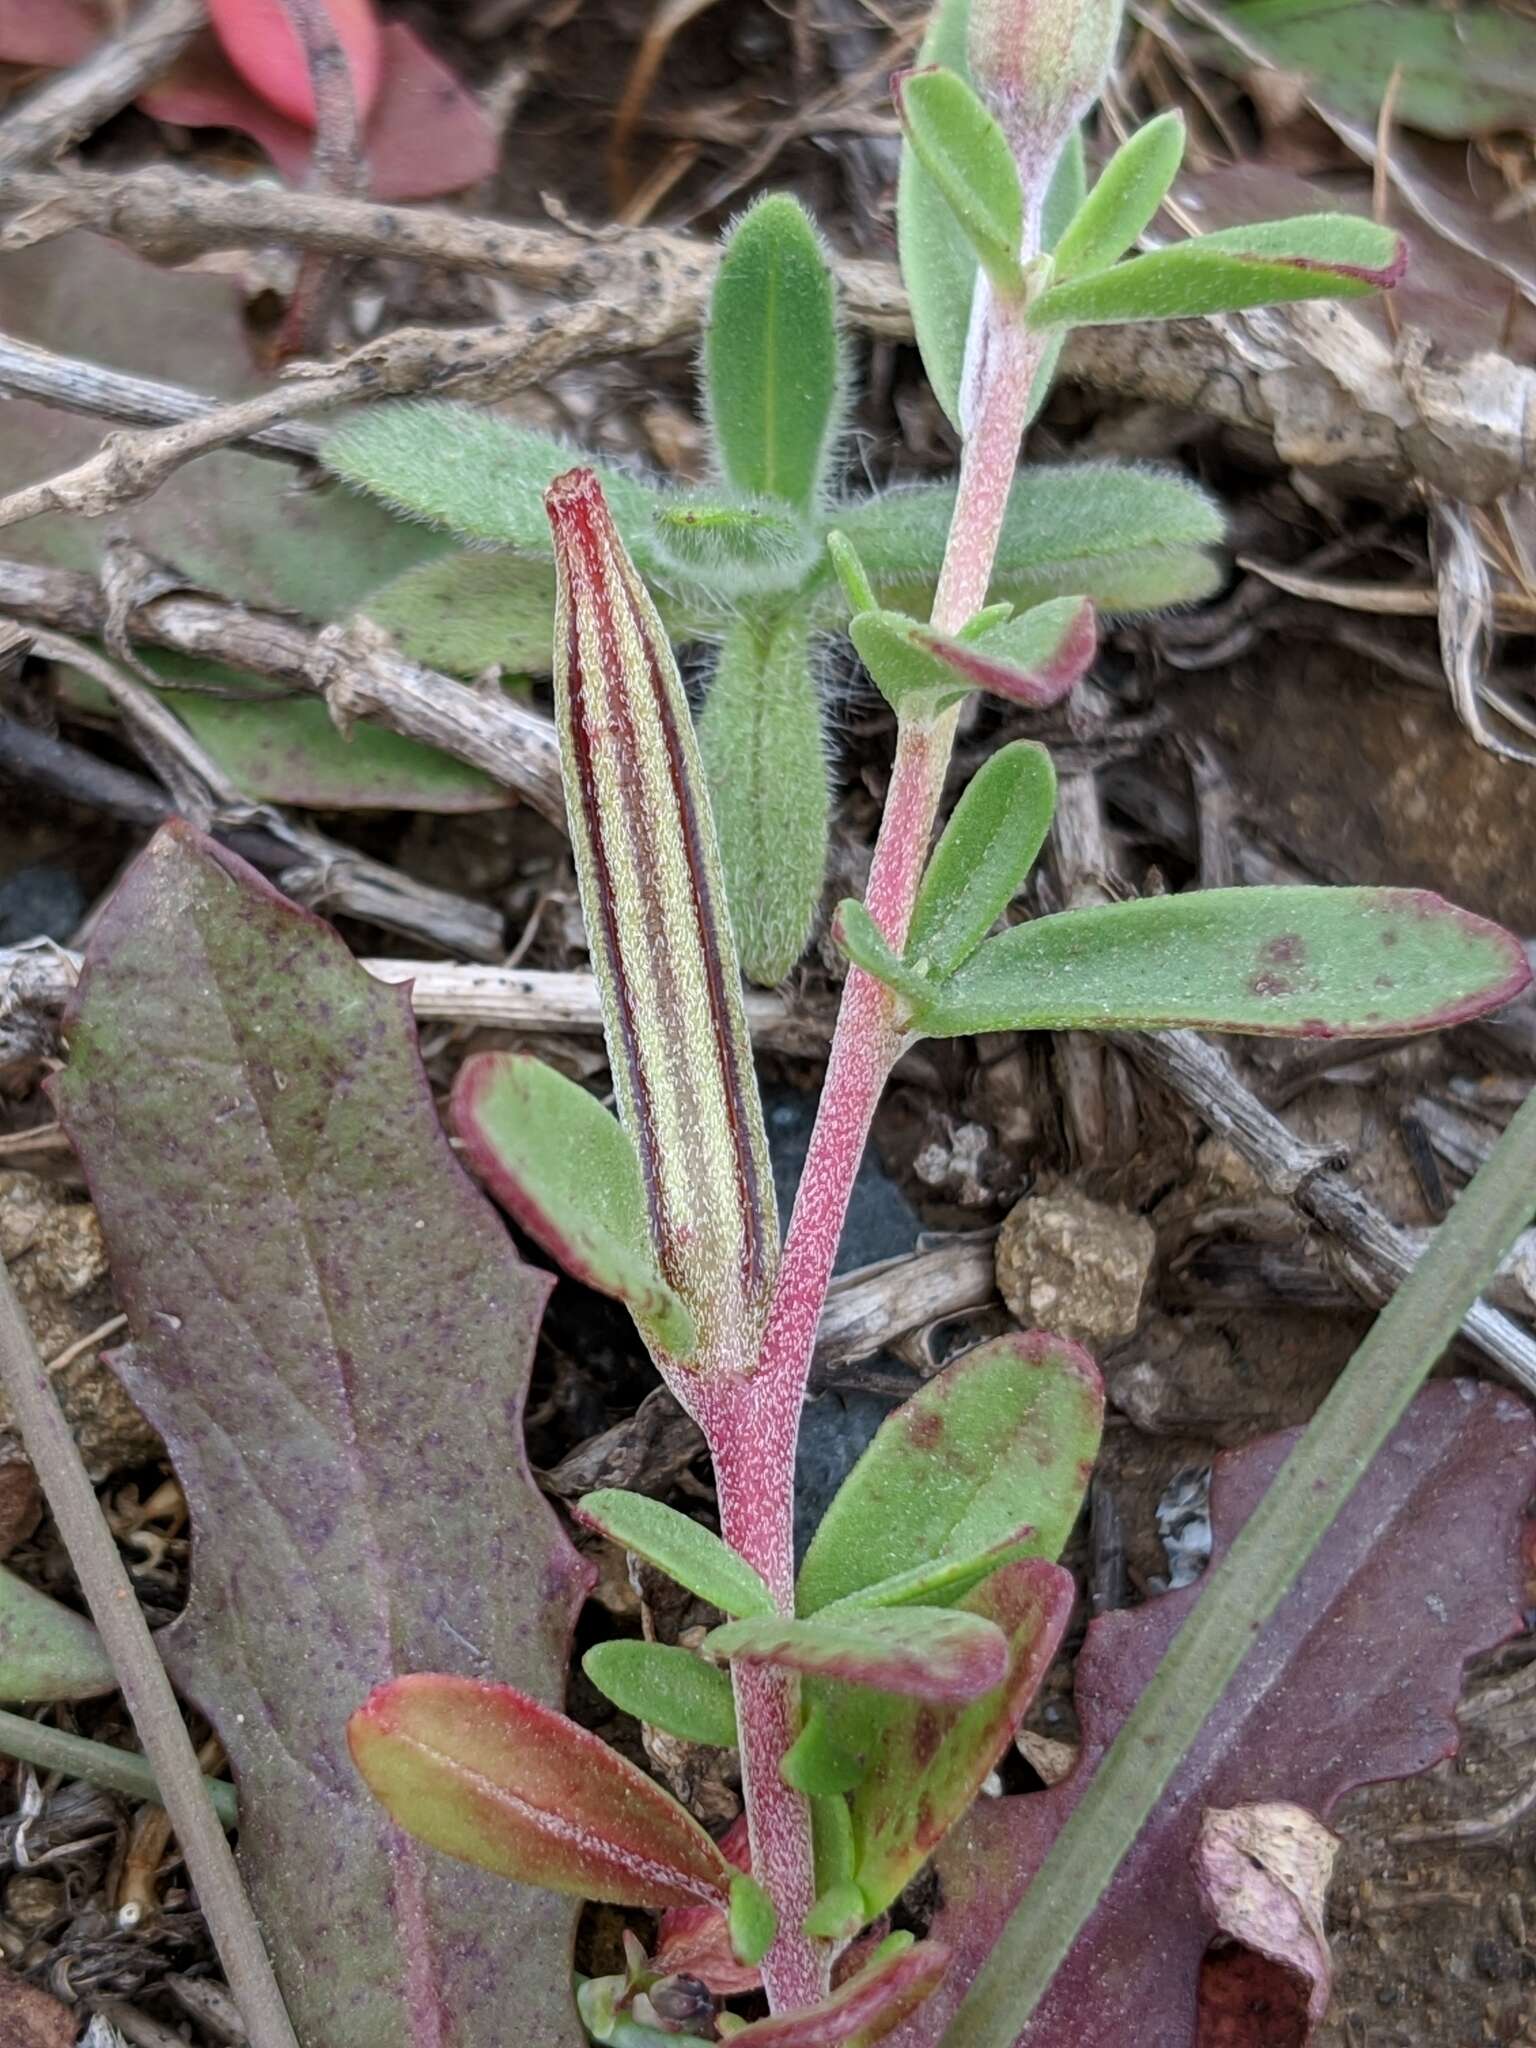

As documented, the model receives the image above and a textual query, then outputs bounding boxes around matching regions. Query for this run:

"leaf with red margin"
[349,1676,735,1908]
[731,1939,951,2046]
[653,1813,762,1996]
[50,824,592,2048]
[887,1381,1536,2047]
[704,1608,1010,1705]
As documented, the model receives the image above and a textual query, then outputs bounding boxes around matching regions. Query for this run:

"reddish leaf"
[889,1383,1536,2046]
[0,6,495,200]
[732,1939,951,2046]
[654,1814,764,1996]
[207,0,383,126]
[350,1675,734,1909]
[51,825,592,2048]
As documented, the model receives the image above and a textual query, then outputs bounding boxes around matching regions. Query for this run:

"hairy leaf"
[0,234,511,812]
[849,598,1094,716]
[697,611,829,986]
[831,463,1223,620]
[451,1052,696,1356]
[325,403,667,562]
[890,1383,1536,2046]
[848,1560,1075,1917]
[0,1567,115,1703]
[969,0,1123,188]
[798,1333,1104,1615]
[731,1937,951,2046]
[705,195,843,515]
[896,66,1026,294]
[582,1641,738,1747]
[546,470,778,1379]
[350,1675,733,1908]
[1051,111,1186,281]
[903,887,1532,1039]
[577,1491,774,1618]
[1031,214,1406,328]
[51,824,591,2048]
[906,744,1057,979]
[650,499,817,591]
[357,551,717,677]
[705,1608,1010,1704]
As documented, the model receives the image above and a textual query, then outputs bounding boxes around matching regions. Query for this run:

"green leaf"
[578,1491,775,1619]
[350,1675,734,1908]
[704,195,843,515]
[825,531,877,615]
[451,1052,696,1357]
[811,1791,856,1892]
[906,887,1532,1040]
[832,901,933,1010]
[847,1561,1074,1917]
[1209,0,1536,141]
[323,402,667,563]
[895,0,987,426]
[729,1874,778,1966]
[907,743,1058,979]
[1030,214,1406,328]
[1051,111,1186,281]
[581,1641,738,1747]
[360,552,561,673]
[830,462,1224,621]
[797,1332,1105,1615]
[823,1529,1042,1617]
[650,496,817,592]
[895,66,1026,295]
[804,1879,866,1941]
[849,597,1095,716]
[0,1566,115,1703]
[697,611,828,987]
[358,551,718,677]
[781,1706,871,1795]
[704,1607,1009,1704]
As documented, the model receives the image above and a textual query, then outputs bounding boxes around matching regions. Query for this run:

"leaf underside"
[50,825,592,2048]
[890,1383,1536,2046]
[705,1607,1010,1704]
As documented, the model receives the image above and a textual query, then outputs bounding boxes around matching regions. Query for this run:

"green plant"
[322,194,1226,986]
[37,0,1536,2043]
[324,1,1530,2039]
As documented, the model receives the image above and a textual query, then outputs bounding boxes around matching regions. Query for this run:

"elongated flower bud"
[970,0,1123,198]
[546,469,778,1383]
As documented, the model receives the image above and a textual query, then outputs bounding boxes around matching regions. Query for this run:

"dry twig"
[2,167,1530,499]
[0,0,206,179]
[0,553,565,825]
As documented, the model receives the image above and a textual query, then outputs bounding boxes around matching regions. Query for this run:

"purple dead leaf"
[889,1382,1536,2047]
[51,824,592,2048]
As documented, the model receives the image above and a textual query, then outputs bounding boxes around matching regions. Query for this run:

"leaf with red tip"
[888,1383,1536,2046]
[451,1052,695,1357]
[350,1675,735,1909]
[904,887,1532,1040]
[207,0,383,127]
[1030,215,1407,328]
[729,1937,950,2045]
[49,824,591,2048]
[546,469,777,1382]
[849,597,1095,717]
[704,1608,1010,1704]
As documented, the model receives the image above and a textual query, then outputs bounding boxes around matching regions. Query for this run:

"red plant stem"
[700,306,1049,2015]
